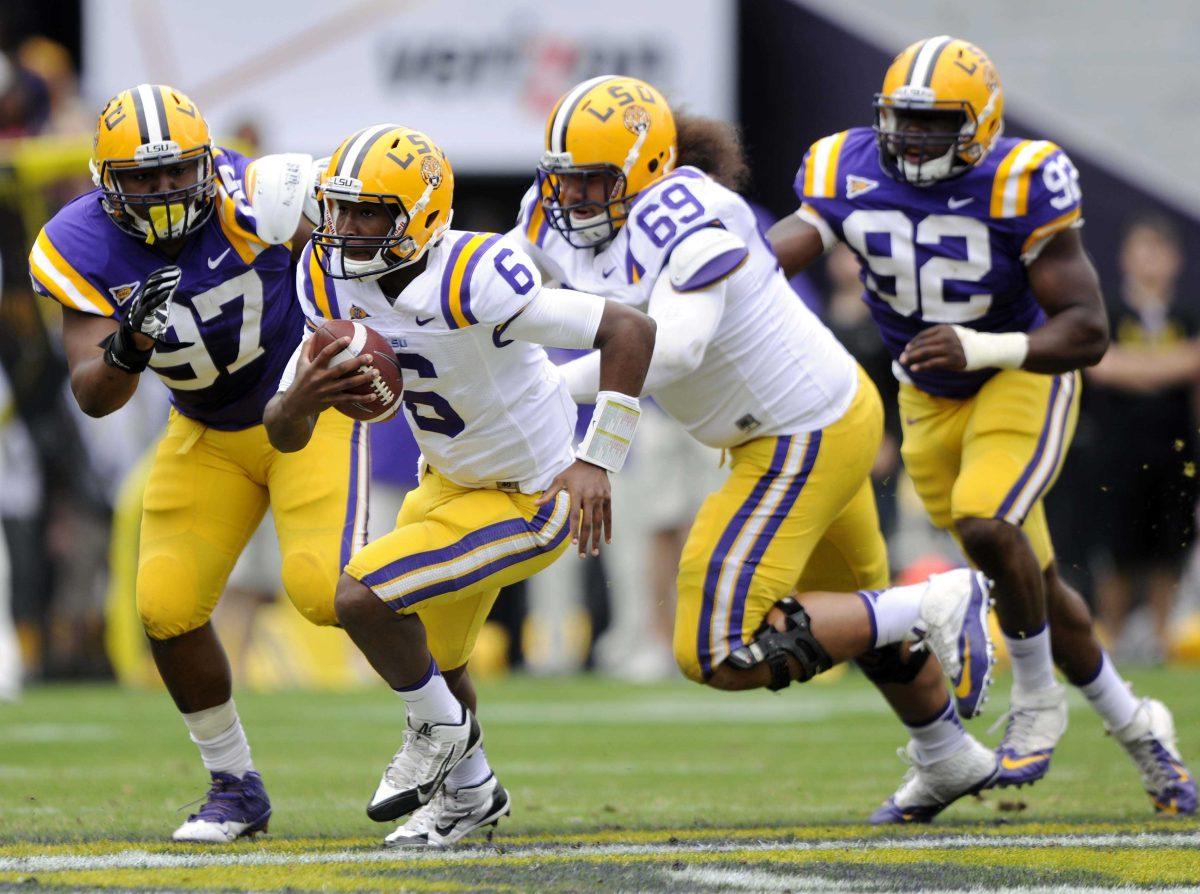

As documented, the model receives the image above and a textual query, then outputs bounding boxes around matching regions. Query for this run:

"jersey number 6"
[394,352,467,438]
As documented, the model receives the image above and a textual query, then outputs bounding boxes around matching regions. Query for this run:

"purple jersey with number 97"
[29,147,304,429]
[794,127,1084,398]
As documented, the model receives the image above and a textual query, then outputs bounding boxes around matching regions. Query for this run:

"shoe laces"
[189,775,246,823]
[399,793,444,835]
[385,726,439,786]
[1125,735,1180,794]
[989,707,1039,754]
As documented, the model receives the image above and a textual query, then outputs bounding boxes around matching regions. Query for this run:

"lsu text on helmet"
[538,75,677,248]
[313,124,454,280]
[873,36,1004,186]
[91,84,216,243]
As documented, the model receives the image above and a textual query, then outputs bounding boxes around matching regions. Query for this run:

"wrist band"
[951,325,1029,372]
[576,391,641,472]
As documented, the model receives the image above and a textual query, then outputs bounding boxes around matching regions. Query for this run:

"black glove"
[102,265,182,373]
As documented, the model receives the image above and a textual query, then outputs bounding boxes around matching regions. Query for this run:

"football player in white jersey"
[264,125,656,846]
[512,76,1005,822]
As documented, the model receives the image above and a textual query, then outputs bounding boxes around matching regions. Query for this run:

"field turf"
[2,668,1198,891]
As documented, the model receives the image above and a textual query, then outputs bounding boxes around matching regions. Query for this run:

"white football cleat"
[1111,698,1197,815]
[991,683,1069,788]
[367,707,482,822]
[870,735,999,823]
[385,774,512,847]
[914,569,995,718]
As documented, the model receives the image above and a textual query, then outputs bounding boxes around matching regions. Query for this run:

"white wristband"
[951,326,1029,372]
[576,391,641,472]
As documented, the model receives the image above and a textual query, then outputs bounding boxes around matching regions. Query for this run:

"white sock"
[859,583,926,648]
[395,660,462,726]
[1079,651,1140,732]
[906,699,967,765]
[182,700,254,778]
[1003,625,1057,692]
[445,746,492,791]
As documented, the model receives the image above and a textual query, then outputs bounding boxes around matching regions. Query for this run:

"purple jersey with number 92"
[794,127,1084,398]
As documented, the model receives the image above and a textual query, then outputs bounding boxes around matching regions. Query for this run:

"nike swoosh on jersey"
[207,248,232,269]
[415,315,435,326]
[601,266,616,277]
[948,197,975,209]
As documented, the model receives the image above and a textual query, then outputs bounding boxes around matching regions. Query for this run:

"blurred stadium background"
[3,3,1200,889]
[3,0,1200,699]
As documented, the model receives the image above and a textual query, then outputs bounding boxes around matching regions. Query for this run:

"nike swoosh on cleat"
[418,754,454,797]
[954,635,973,700]
[207,248,232,269]
[415,315,435,326]
[1001,753,1050,770]
[434,821,459,837]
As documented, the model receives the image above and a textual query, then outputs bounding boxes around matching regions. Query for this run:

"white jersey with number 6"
[290,231,578,493]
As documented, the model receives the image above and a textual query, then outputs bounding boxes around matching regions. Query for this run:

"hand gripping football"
[307,319,403,422]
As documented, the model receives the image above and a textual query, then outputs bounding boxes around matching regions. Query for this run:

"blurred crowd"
[2,33,1199,702]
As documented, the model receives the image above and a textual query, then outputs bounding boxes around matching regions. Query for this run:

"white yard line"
[1,832,1196,874]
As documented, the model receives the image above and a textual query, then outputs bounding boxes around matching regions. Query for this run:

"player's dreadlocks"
[674,113,750,193]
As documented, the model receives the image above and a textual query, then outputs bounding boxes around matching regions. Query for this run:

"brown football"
[307,319,403,422]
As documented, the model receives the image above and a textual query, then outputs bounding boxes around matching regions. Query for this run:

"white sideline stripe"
[1,832,1194,874]
[672,866,1196,894]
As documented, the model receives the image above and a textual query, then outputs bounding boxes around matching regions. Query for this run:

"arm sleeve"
[555,272,726,403]
[640,269,726,391]
[502,287,604,350]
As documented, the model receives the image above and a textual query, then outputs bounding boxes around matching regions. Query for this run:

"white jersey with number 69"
[513,166,858,448]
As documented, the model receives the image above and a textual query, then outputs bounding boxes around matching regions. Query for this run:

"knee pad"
[725,597,832,691]
[855,642,930,686]
[136,553,206,640]
[281,551,339,627]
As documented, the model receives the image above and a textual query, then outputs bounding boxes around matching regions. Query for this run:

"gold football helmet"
[538,75,676,247]
[874,36,1004,185]
[90,84,216,243]
[313,124,454,279]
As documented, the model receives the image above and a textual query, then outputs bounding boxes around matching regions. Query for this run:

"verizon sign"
[83,0,735,173]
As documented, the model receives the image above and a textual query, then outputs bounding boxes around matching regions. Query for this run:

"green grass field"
[2,668,1199,891]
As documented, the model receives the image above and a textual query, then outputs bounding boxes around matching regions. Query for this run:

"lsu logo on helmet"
[873,36,1004,186]
[90,84,216,243]
[537,75,677,248]
[312,124,454,280]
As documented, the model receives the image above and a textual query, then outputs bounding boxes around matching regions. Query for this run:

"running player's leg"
[267,412,367,628]
[1042,550,1196,813]
[336,471,570,828]
[385,588,510,847]
[137,413,271,842]
[797,477,998,823]
[945,370,1078,785]
[671,369,984,695]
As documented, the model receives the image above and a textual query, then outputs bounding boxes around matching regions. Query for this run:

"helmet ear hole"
[647,158,659,173]
[425,209,440,229]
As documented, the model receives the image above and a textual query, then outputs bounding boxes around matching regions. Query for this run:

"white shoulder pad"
[667,226,748,292]
[248,153,314,244]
